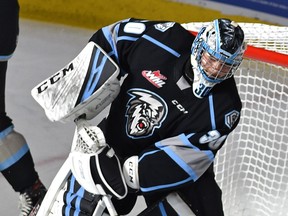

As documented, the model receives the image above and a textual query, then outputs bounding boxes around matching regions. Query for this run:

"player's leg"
[0,0,19,60]
[138,192,196,216]
[0,1,46,215]
[61,174,102,216]
[0,61,12,129]
[0,63,46,215]
[109,192,138,215]
[178,164,224,216]
[140,164,224,216]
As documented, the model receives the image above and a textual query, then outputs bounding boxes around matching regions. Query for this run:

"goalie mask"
[190,18,246,98]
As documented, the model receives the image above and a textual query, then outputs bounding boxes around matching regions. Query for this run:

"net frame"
[183,22,288,216]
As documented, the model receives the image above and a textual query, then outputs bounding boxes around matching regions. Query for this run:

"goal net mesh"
[183,22,288,216]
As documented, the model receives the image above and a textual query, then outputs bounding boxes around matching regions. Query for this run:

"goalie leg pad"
[62,174,102,215]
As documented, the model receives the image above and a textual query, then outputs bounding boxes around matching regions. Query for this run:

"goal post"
[183,22,288,216]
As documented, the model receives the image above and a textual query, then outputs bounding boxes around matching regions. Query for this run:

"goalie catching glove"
[70,144,141,198]
[70,119,140,199]
[70,119,128,199]
[70,144,128,200]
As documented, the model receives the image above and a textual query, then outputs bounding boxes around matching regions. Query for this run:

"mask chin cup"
[192,68,217,98]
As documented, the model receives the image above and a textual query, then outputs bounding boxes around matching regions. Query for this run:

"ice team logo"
[125,89,167,138]
[142,70,167,88]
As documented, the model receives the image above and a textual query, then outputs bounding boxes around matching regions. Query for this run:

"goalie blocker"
[31,42,121,123]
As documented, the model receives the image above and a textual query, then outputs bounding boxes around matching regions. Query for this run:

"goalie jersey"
[89,18,242,194]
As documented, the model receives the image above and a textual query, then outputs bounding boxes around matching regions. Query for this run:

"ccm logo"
[172,99,188,114]
[36,63,74,94]
[128,161,135,183]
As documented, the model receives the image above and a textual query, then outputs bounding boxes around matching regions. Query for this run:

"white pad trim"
[70,151,105,195]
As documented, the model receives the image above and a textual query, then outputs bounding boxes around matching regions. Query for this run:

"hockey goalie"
[32,17,246,216]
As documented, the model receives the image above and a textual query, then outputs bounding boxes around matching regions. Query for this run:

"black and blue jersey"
[89,18,242,196]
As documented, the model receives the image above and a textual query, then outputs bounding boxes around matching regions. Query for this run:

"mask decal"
[125,89,168,139]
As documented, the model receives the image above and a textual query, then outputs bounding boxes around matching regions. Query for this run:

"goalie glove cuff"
[123,156,140,190]
[70,145,128,200]
[90,146,128,199]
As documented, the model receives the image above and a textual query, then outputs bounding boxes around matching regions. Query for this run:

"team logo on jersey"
[142,70,167,88]
[125,89,168,138]
[225,110,240,129]
[154,22,175,32]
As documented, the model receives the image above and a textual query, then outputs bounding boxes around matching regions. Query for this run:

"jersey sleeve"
[88,18,172,76]
[137,118,240,195]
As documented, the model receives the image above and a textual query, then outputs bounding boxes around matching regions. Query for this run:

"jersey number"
[199,130,227,150]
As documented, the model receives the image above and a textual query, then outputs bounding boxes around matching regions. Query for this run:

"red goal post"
[182,22,288,216]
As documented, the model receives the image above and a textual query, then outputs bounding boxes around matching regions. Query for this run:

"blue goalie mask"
[190,18,246,98]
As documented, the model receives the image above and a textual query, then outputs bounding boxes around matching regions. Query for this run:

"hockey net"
[183,22,288,216]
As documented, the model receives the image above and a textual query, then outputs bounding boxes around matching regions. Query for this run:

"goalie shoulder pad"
[31,42,120,123]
